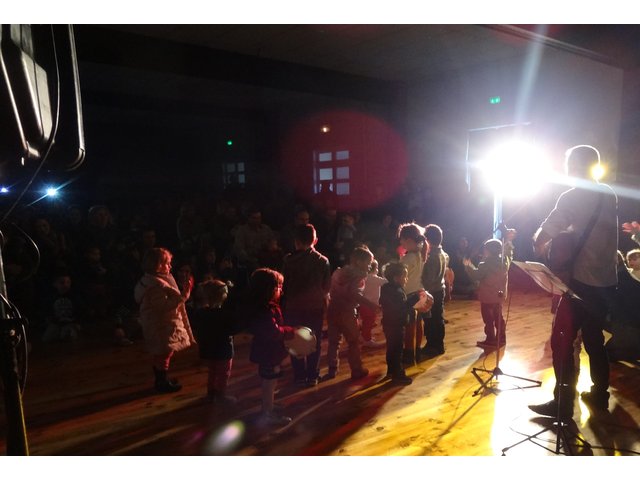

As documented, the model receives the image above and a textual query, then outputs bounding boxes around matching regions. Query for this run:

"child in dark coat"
[282,224,331,387]
[190,279,242,404]
[420,223,448,357]
[246,268,295,426]
[379,262,425,385]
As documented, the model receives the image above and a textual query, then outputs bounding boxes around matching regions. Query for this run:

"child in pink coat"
[134,248,196,393]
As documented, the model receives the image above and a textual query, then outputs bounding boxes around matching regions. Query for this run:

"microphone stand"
[470,295,542,396]
[0,241,29,455]
[501,296,591,455]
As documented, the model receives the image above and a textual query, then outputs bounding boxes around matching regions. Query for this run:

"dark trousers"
[423,288,445,350]
[551,280,615,401]
[480,302,506,343]
[206,358,232,394]
[285,308,324,382]
[384,323,406,377]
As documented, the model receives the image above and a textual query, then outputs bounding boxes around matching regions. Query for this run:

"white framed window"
[222,162,246,186]
[313,149,350,196]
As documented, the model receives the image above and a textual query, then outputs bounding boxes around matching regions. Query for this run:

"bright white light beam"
[479,140,551,198]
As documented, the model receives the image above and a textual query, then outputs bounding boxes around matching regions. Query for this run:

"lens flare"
[202,420,245,455]
[280,109,408,211]
[591,163,605,181]
[479,140,550,197]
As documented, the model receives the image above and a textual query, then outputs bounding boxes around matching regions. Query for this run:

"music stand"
[511,261,576,299]
[501,261,591,455]
[470,262,542,397]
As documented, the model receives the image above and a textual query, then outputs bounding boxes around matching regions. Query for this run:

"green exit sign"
[489,96,501,104]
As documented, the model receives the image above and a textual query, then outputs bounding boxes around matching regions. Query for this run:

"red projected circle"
[280,109,408,212]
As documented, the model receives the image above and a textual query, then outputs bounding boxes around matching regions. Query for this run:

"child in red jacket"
[247,268,295,426]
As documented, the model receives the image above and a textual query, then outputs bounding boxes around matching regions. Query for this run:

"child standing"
[360,259,387,347]
[325,247,381,380]
[190,279,241,404]
[246,268,295,425]
[281,224,331,387]
[75,244,110,323]
[379,263,424,385]
[463,230,516,349]
[397,223,428,364]
[420,224,447,358]
[134,248,196,393]
[42,270,80,343]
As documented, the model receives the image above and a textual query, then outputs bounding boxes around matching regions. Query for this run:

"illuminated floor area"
[1,288,639,456]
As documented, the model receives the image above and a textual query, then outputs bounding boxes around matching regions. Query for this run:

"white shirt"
[363,273,388,303]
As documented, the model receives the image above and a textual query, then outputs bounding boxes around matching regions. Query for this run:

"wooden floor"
[2,279,640,457]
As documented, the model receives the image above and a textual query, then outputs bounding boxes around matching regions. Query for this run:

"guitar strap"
[569,192,604,273]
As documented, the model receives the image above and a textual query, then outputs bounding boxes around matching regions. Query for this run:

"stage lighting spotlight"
[479,140,550,197]
[591,163,605,181]
[45,187,59,197]
[0,187,8,193]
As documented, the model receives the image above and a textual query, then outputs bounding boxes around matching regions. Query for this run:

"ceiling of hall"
[95,24,636,83]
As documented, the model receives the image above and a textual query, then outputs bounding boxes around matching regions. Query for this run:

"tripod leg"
[556,422,567,455]
[557,421,592,456]
[501,426,553,455]
[471,368,497,396]
[472,294,541,396]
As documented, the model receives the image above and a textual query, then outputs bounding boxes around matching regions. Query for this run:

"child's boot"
[153,367,182,393]
[322,367,337,381]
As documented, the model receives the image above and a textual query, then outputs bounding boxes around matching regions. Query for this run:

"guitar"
[545,230,575,285]
[545,193,604,285]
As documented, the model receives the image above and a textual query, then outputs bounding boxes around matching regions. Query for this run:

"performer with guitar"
[528,145,618,420]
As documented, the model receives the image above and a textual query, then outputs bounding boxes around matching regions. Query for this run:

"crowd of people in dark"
[0,180,474,346]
